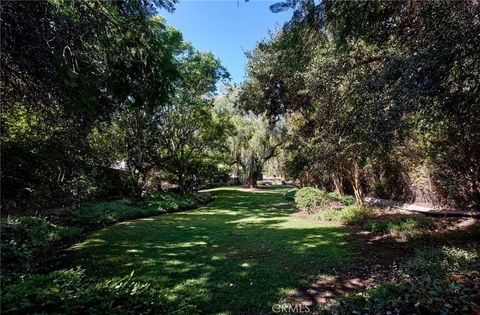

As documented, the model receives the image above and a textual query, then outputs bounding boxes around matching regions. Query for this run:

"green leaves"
[243,0,480,208]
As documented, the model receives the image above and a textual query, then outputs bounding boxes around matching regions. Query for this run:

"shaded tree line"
[239,0,480,208]
[1,0,230,213]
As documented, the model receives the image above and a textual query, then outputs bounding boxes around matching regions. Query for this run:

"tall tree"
[220,87,285,188]
[0,0,180,210]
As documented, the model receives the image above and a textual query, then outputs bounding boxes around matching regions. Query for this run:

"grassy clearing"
[73,186,355,314]
[0,192,212,288]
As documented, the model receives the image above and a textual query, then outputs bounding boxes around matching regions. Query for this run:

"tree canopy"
[239,0,480,207]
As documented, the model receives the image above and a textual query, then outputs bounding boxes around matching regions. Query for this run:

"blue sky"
[162,1,293,83]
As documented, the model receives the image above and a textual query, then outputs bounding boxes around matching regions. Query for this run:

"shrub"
[284,189,298,201]
[322,204,375,225]
[336,246,480,314]
[0,216,81,286]
[1,268,176,315]
[326,192,356,206]
[341,195,356,206]
[364,217,436,239]
[73,193,213,227]
[295,187,333,213]
[72,201,148,226]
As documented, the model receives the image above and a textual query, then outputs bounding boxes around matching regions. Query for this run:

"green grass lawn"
[74,186,355,314]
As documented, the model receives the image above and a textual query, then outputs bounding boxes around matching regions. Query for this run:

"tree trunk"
[349,161,365,204]
[245,157,260,188]
[178,171,186,195]
[140,169,149,198]
[301,170,311,187]
[332,173,345,195]
[245,173,258,188]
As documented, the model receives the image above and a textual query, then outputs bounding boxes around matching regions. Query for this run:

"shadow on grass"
[74,187,355,314]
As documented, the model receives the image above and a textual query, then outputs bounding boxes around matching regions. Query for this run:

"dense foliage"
[1,269,175,315]
[336,245,480,314]
[240,0,480,208]
[294,187,331,213]
[214,89,284,187]
[294,187,355,214]
[0,217,82,286]
[1,0,230,213]
[322,204,375,225]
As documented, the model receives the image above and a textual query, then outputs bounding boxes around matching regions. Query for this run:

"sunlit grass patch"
[74,186,355,314]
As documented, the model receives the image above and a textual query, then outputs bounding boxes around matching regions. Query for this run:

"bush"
[341,195,356,206]
[0,216,82,286]
[294,187,333,213]
[72,193,213,227]
[322,204,375,225]
[1,268,177,315]
[326,192,356,206]
[284,189,298,201]
[364,217,436,239]
[72,201,148,226]
[336,246,480,314]
[294,188,356,214]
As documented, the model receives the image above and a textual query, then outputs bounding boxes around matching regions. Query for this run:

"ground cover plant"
[364,217,438,240]
[322,204,376,225]
[0,192,212,288]
[335,245,480,314]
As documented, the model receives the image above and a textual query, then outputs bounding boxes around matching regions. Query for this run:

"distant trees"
[155,44,230,194]
[117,42,230,195]
[232,115,283,188]
[216,88,284,188]
[242,0,480,207]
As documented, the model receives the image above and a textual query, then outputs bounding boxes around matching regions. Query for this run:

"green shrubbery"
[0,216,83,285]
[336,245,480,314]
[295,187,324,213]
[0,192,212,287]
[294,187,357,214]
[326,192,356,206]
[294,187,337,213]
[72,193,211,227]
[364,217,436,239]
[1,269,178,315]
[284,189,298,201]
[322,204,375,225]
